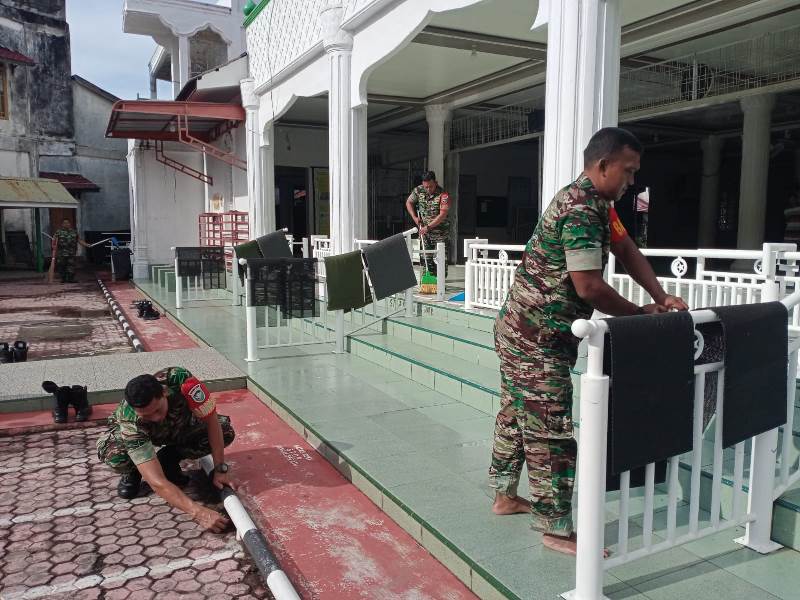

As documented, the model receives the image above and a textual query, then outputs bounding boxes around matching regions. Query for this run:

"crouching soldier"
[97,366,236,532]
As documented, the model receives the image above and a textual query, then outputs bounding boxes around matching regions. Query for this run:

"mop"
[418,228,437,295]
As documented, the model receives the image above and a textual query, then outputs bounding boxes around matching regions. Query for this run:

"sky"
[66,0,160,100]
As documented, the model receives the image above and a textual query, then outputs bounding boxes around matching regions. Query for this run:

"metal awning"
[39,172,100,192]
[106,100,244,143]
[0,177,78,209]
[105,100,247,183]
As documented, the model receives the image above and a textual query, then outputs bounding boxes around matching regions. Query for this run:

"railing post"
[735,278,782,553]
[174,256,183,309]
[465,257,474,310]
[244,261,259,362]
[334,310,345,354]
[302,237,310,259]
[436,242,446,301]
[405,235,415,318]
[231,249,241,307]
[564,321,610,600]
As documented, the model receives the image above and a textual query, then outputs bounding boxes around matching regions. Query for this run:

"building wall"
[135,147,205,266]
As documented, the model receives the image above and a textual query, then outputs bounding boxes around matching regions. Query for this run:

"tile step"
[348,332,500,415]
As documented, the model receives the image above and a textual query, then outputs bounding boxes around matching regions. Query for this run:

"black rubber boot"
[142,305,160,320]
[12,341,27,363]
[136,300,152,318]
[0,343,11,364]
[70,385,92,422]
[157,446,188,486]
[43,381,70,424]
[117,470,142,499]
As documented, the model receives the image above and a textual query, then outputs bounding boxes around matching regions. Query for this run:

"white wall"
[138,149,205,265]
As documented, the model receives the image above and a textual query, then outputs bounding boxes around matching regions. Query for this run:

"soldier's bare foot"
[492,494,531,515]
[542,533,609,557]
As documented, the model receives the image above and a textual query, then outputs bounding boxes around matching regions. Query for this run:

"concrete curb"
[97,279,144,352]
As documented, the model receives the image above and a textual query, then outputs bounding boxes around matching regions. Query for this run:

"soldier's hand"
[192,505,230,533]
[212,470,237,491]
[662,295,689,311]
[640,303,668,314]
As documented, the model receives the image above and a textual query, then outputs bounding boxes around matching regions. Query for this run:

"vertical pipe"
[710,369,725,528]
[465,257,473,310]
[643,462,655,549]
[689,372,705,534]
[732,442,745,520]
[335,310,345,353]
[780,350,799,486]
[667,455,680,542]
[245,264,259,362]
[175,257,183,309]
[617,471,630,556]
[573,326,610,600]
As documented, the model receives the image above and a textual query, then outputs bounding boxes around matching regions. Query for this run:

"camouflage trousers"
[96,414,235,474]
[489,339,577,538]
[421,235,449,279]
[55,254,76,281]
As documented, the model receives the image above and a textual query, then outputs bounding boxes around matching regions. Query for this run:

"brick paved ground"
[0,425,271,600]
[0,277,131,361]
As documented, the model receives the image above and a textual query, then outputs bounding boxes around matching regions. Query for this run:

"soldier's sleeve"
[561,204,605,271]
[119,419,157,465]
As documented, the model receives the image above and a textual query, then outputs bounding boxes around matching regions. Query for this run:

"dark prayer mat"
[235,240,263,284]
[175,247,202,277]
[603,311,695,475]
[711,302,788,447]
[247,258,319,318]
[324,251,372,312]
[256,231,293,259]
[362,234,418,300]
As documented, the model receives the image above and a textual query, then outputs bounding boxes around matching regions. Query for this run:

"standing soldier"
[52,218,89,283]
[405,171,451,279]
[96,366,237,532]
[488,128,688,555]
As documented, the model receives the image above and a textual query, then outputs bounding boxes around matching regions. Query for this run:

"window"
[0,64,7,119]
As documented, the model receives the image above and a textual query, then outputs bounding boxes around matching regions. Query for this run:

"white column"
[351,104,369,241]
[128,142,150,280]
[321,2,354,254]
[698,135,723,247]
[262,127,276,235]
[737,94,774,249]
[535,0,622,210]
[241,78,266,238]
[425,104,451,182]
[171,35,190,98]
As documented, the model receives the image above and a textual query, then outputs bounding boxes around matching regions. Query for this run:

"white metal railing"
[463,242,800,316]
[244,231,418,360]
[565,283,800,600]
[449,102,538,151]
[609,243,800,330]
[463,240,524,311]
[172,246,231,310]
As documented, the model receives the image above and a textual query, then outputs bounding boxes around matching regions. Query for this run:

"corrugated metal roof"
[0,177,78,209]
[40,172,101,192]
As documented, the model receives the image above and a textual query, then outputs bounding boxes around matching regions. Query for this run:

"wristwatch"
[214,462,229,474]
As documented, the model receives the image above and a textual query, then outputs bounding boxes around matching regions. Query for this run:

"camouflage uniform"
[53,227,78,283]
[410,184,451,277]
[96,367,235,474]
[489,175,613,538]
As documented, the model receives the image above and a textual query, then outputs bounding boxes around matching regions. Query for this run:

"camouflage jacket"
[495,175,612,357]
[411,184,451,241]
[105,367,217,465]
[53,228,78,256]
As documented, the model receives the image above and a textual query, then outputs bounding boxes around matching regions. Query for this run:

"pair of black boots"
[0,341,28,364]
[117,445,187,499]
[132,299,160,320]
[42,381,91,424]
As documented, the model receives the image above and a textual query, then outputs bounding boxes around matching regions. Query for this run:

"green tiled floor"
[136,279,800,600]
